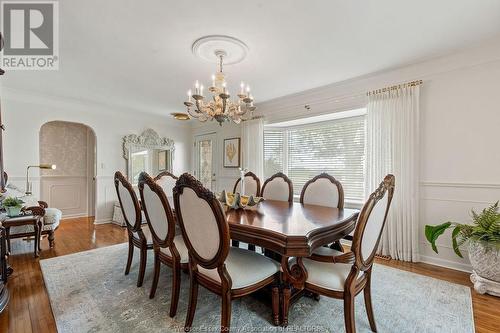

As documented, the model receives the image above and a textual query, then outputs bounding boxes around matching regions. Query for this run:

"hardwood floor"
[0,217,498,333]
[0,217,128,333]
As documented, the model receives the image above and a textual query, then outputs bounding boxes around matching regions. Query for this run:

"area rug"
[40,244,474,333]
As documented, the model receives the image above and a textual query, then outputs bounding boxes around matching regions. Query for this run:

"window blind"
[264,115,366,202]
[263,130,284,179]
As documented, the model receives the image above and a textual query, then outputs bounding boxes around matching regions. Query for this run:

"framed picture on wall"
[223,138,240,168]
[158,150,167,171]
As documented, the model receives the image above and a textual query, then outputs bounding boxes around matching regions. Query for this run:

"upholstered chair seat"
[139,172,189,318]
[198,247,279,289]
[293,257,364,291]
[174,173,280,331]
[114,171,153,288]
[289,175,395,333]
[3,182,61,248]
[159,234,189,264]
[311,246,343,257]
[131,224,153,244]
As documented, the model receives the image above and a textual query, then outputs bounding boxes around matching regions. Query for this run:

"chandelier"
[183,50,256,125]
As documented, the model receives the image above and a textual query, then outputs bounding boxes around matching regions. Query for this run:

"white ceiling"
[4,0,500,118]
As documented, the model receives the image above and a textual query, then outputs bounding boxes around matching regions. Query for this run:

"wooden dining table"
[224,199,359,326]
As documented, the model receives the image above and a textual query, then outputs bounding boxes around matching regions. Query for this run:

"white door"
[194,133,217,191]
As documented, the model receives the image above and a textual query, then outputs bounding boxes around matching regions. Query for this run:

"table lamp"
[26,163,56,195]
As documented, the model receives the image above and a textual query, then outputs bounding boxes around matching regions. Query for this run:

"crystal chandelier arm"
[222,98,227,115]
[187,108,202,118]
[195,99,204,113]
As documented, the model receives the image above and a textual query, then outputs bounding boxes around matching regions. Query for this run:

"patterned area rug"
[40,244,474,333]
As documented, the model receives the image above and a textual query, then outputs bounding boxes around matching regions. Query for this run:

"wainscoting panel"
[418,181,500,272]
[41,176,88,218]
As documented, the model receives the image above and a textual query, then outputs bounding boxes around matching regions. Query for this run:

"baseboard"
[341,239,472,273]
[93,218,112,225]
[419,255,472,273]
[61,213,87,220]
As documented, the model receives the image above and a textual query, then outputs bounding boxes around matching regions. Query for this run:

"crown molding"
[1,86,192,129]
[258,34,500,119]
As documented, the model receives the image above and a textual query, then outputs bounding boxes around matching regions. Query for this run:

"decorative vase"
[5,206,22,217]
[469,240,500,297]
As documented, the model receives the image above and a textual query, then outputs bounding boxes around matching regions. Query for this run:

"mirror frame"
[123,128,175,183]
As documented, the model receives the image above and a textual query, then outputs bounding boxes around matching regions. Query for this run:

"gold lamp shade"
[171,112,190,121]
[25,163,57,195]
[38,164,57,169]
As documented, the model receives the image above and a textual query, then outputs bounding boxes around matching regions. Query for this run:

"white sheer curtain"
[241,118,264,180]
[365,85,420,262]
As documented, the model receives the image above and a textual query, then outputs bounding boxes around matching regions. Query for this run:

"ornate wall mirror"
[123,129,175,184]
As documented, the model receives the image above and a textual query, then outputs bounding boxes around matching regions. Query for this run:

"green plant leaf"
[425,222,452,254]
[451,226,463,258]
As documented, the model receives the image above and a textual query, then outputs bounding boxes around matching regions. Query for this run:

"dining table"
[224,199,359,326]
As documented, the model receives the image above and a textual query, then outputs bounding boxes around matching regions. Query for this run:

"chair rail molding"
[420,181,500,189]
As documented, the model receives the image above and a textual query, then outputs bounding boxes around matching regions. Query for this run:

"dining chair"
[232,171,261,249]
[300,173,346,256]
[173,173,281,332]
[138,172,188,317]
[114,171,153,287]
[290,174,395,333]
[155,171,178,196]
[261,172,293,203]
[232,171,261,196]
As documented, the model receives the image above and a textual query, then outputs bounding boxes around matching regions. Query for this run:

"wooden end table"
[0,213,43,257]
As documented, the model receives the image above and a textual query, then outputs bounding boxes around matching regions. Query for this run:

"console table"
[1,213,43,257]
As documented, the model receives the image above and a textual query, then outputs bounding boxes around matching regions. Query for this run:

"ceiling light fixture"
[181,36,256,126]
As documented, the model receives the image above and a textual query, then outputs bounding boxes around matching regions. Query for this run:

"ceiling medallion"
[180,35,255,126]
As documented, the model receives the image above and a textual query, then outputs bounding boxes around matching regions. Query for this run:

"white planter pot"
[469,240,500,297]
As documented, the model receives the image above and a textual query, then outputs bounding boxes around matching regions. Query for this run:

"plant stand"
[471,271,500,297]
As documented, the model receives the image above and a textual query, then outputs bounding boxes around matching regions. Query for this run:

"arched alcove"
[39,121,97,218]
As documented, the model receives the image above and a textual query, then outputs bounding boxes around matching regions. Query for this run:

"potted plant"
[2,197,24,217]
[425,201,500,296]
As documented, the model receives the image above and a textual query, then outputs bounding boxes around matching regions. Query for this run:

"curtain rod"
[367,80,423,96]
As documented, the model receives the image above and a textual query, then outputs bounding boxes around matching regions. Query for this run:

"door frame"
[193,132,218,191]
[39,121,97,218]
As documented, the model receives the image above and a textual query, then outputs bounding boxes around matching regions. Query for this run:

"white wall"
[191,36,500,272]
[264,36,500,272]
[1,89,192,223]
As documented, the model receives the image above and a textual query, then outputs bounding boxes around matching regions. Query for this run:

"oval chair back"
[173,173,230,269]
[155,171,178,197]
[139,172,175,247]
[233,171,261,196]
[261,172,293,203]
[352,174,395,270]
[300,173,344,208]
[114,171,142,232]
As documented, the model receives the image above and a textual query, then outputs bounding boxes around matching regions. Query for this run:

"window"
[264,109,366,203]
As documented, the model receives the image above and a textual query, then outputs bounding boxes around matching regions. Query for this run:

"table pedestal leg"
[280,256,308,327]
